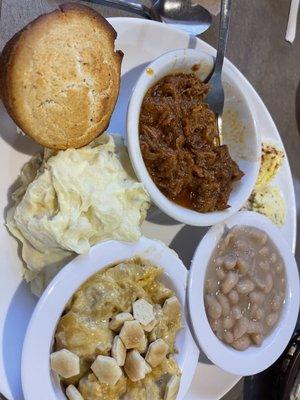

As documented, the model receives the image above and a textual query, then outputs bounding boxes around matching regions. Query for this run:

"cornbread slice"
[0,3,122,149]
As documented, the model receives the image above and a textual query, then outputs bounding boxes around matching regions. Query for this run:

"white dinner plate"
[0,17,296,400]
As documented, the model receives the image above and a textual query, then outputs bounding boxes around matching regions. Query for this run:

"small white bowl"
[21,237,199,400]
[188,211,300,376]
[127,49,261,226]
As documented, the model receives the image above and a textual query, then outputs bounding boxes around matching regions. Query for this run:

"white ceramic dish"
[188,211,300,376]
[127,48,261,226]
[21,237,199,400]
[0,18,297,400]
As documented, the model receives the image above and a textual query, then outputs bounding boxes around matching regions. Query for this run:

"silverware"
[85,0,212,36]
[151,0,212,36]
[204,0,232,145]
[85,0,161,20]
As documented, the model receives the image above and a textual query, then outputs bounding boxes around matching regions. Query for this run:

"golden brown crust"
[0,3,123,149]
[59,2,118,41]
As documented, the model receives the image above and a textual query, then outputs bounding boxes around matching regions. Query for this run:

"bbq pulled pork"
[139,73,243,213]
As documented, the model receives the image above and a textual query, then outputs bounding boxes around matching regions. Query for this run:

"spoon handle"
[214,0,232,74]
[85,0,151,19]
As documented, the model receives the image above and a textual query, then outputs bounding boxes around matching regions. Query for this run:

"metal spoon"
[152,0,212,36]
[204,0,232,145]
[85,0,212,36]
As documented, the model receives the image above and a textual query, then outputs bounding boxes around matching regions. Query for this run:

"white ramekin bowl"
[188,211,300,376]
[127,49,261,226]
[21,237,199,400]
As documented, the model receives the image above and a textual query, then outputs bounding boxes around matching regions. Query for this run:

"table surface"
[0,1,299,400]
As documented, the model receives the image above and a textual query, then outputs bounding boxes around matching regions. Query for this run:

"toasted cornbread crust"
[0,3,123,149]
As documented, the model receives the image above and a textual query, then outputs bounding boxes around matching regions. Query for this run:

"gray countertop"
[0,1,299,400]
